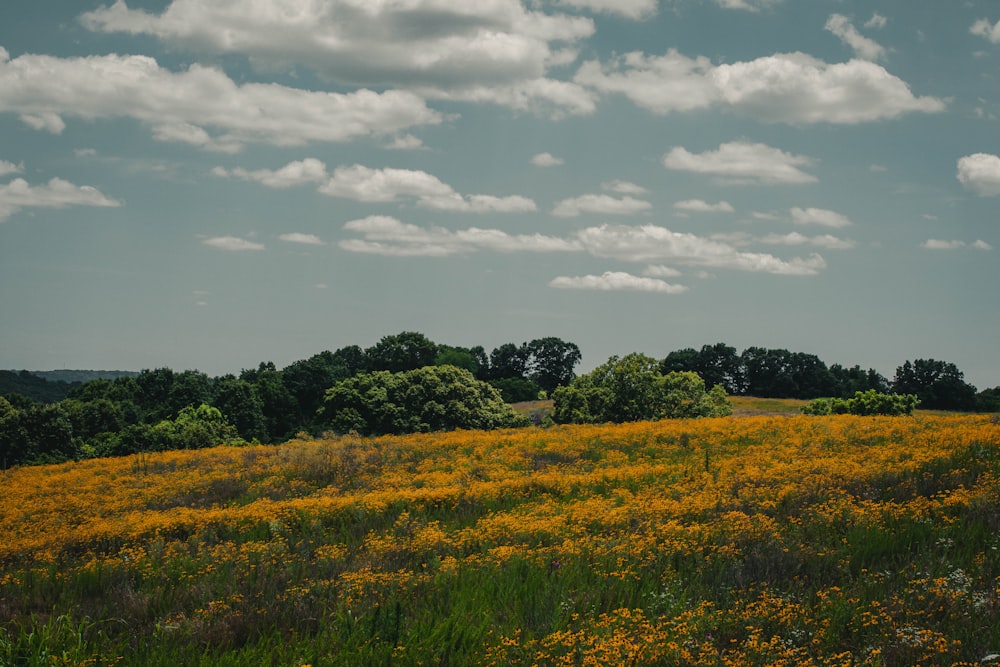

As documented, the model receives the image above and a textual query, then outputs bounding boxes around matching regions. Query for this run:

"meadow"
[1,414,999,666]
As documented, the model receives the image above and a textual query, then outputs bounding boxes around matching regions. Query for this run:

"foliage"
[552,353,732,424]
[977,386,1000,413]
[1,415,998,665]
[893,359,978,411]
[525,337,582,393]
[489,377,540,403]
[364,331,439,373]
[0,370,78,403]
[802,390,920,416]
[321,365,529,435]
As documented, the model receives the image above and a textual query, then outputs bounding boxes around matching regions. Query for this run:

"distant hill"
[30,370,139,384]
[0,370,137,404]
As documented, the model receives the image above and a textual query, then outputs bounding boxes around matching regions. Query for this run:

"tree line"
[0,332,581,467]
[2,335,997,469]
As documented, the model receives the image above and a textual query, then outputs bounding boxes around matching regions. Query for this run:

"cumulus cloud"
[532,152,565,167]
[0,177,121,221]
[0,160,23,177]
[825,14,886,61]
[551,193,652,217]
[957,153,1000,196]
[576,49,943,123]
[278,232,325,246]
[663,141,817,185]
[971,18,1000,43]
[79,0,597,117]
[790,207,853,228]
[319,164,536,213]
[575,224,827,275]
[201,235,265,251]
[674,199,735,213]
[865,13,888,30]
[215,160,536,213]
[0,49,441,150]
[602,180,647,195]
[758,232,856,249]
[922,239,993,251]
[713,0,781,10]
[213,159,328,188]
[385,135,425,151]
[549,271,687,293]
[643,264,682,277]
[340,215,581,257]
[339,217,829,275]
[553,0,658,20]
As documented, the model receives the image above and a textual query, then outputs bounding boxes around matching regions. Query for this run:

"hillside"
[2,414,998,665]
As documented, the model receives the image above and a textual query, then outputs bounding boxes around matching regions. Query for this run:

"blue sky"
[1,0,998,389]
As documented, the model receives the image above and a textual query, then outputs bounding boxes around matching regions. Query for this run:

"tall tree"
[365,332,439,373]
[892,359,977,411]
[526,337,581,393]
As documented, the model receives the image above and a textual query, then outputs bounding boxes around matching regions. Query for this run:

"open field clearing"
[2,415,999,665]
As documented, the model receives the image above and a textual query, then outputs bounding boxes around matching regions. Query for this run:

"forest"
[1,332,998,469]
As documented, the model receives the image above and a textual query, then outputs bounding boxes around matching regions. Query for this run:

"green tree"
[214,376,267,442]
[552,353,732,424]
[434,346,482,375]
[892,359,977,411]
[152,404,243,450]
[488,342,531,380]
[365,331,439,373]
[526,337,581,393]
[321,365,528,436]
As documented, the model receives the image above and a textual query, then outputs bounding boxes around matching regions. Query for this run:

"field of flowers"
[1,414,999,666]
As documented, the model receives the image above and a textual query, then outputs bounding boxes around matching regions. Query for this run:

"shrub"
[802,390,919,416]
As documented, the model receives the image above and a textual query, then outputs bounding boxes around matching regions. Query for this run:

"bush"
[321,365,529,436]
[552,353,732,424]
[802,390,919,416]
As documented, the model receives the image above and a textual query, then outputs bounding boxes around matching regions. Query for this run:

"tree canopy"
[552,353,732,424]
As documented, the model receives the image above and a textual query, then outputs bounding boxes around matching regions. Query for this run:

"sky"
[0,0,998,390]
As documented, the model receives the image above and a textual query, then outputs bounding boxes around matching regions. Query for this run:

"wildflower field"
[1,415,999,666]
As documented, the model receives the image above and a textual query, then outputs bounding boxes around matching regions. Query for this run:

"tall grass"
[1,415,999,665]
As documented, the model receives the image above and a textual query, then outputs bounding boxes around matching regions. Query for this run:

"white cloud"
[957,153,1000,196]
[19,112,66,134]
[553,0,657,20]
[713,0,780,10]
[549,271,687,293]
[674,199,735,213]
[971,18,1000,43]
[789,207,853,228]
[577,49,943,123]
[532,152,565,167]
[758,232,856,249]
[865,13,888,30]
[0,177,121,221]
[385,135,425,151]
[825,14,886,61]
[663,141,817,185]
[551,193,652,217]
[340,215,580,256]
[320,164,536,213]
[0,49,441,150]
[751,211,781,221]
[214,159,329,188]
[602,180,647,195]
[0,160,23,177]
[80,0,597,117]
[201,235,265,251]
[74,148,98,158]
[340,216,831,277]
[278,232,325,246]
[923,239,993,251]
[576,224,827,275]
[643,264,682,277]
[215,160,536,213]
